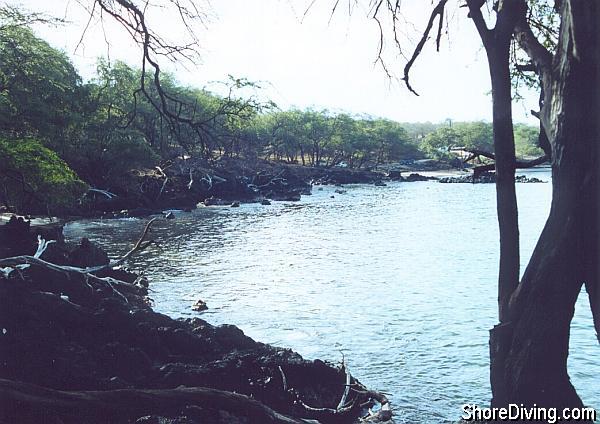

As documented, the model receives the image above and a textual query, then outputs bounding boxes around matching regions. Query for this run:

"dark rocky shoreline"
[0,217,390,423]
[1,157,548,222]
[73,159,547,220]
[438,171,546,184]
[75,158,445,219]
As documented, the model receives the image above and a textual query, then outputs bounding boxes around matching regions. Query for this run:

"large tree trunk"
[492,0,599,413]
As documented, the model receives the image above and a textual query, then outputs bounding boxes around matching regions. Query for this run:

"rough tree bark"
[500,0,600,411]
[462,0,600,412]
[371,0,597,414]
[464,1,523,405]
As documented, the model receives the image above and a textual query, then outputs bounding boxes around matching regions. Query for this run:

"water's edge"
[64,170,599,423]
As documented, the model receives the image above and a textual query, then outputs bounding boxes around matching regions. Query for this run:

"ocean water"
[64,169,599,423]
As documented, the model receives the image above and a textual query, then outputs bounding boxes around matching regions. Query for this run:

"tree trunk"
[488,43,520,324]
[493,0,599,412]
[484,28,521,410]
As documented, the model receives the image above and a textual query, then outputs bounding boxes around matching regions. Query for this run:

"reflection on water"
[64,169,598,423]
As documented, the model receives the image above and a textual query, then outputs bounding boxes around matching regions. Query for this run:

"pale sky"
[16,0,538,124]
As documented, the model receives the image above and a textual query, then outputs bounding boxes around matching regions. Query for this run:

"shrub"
[0,138,88,214]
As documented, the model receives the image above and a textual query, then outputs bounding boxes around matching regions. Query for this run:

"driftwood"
[0,218,157,275]
[85,188,117,199]
[155,166,169,200]
[0,219,158,302]
[355,387,392,422]
[452,148,549,178]
[187,168,194,189]
[0,378,313,424]
[277,362,392,423]
[337,365,351,410]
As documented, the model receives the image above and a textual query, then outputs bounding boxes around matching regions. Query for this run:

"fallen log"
[0,378,313,424]
[454,148,549,178]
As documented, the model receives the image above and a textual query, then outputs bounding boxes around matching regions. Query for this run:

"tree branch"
[465,0,492,47]
[514,16,554,137]
[460,148,548,168]
[515,62,537,72]
[514,17,553,80]
[401,0,448,96]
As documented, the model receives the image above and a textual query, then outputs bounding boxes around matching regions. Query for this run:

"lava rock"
[192,299,208,312]
[70,238,110,268]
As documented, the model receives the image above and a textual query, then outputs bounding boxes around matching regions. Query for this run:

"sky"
[16,0,539,124]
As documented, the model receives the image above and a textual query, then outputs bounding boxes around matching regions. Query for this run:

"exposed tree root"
[0,378,312,424]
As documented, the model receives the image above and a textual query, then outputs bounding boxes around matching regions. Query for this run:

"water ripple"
[64,170,599,423]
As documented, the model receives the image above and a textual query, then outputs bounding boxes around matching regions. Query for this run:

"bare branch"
[302,0,318,22]
[327,0,342,24]
[400,0,448,96]
[109,217,158,269]
[459,148,549,177]
[436,4,445,51]
[514,18,553,78]
[515,62,536,72]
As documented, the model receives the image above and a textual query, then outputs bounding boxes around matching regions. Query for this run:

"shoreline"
[1,161,551,222]
[0,216,390,423]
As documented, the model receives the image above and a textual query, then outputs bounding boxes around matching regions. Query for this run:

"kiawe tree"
[500,1,599,411]
[0,25,81,148]
[369,0,598,413]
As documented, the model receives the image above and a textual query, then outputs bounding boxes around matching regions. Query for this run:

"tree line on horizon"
[0,23,543,213]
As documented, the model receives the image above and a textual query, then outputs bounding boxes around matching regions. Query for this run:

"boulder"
[387,170,403,180]
[127,208,157,218]
[203,197,229,207]
[404,173,435,182]
[192,299,208,312]
[70,238,110,268]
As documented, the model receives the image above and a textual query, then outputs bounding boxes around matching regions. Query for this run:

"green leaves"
[0,25,81,142]
[514,123,544,158]
[421,126,461,160]
[0,138,87,214]
[420,121,542,161]
[252,110,422,168]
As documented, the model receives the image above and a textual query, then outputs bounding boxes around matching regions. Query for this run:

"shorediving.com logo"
[462,403,597,423]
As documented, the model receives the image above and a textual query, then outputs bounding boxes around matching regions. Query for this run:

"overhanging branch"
[401,0,448,96]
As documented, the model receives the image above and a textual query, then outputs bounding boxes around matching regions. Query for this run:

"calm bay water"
[64,168,599,423]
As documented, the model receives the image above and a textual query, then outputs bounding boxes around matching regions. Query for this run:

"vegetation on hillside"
[0,20,543,214]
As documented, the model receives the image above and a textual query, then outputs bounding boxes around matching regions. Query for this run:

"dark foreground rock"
[0,217,388,423]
